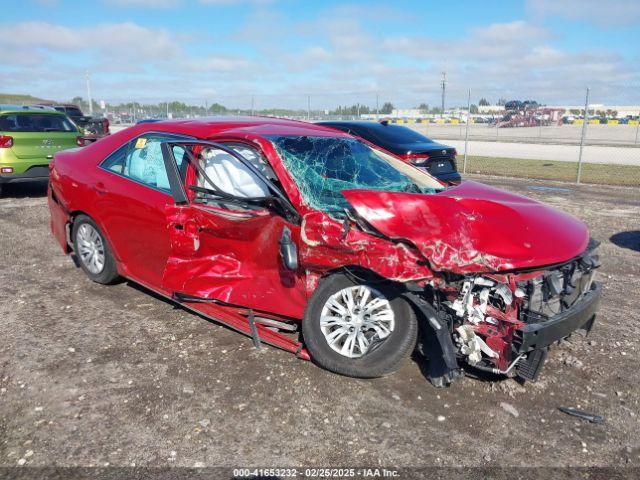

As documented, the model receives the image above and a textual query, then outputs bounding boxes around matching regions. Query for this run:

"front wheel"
[72,214,120,284]
[302,274,417,378]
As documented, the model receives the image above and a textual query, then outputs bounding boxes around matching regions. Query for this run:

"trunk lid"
[7,131,79,160]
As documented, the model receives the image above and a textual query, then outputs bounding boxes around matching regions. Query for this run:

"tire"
[71,214,120,284]
[302,273,417,378]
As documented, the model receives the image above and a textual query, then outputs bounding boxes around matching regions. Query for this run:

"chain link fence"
[35,86,640,187]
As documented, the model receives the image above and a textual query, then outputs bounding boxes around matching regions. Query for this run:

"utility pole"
[440,71,446,119]
[576,87,590,184]
[251,95,255,116]
[307,95,311,121]
[376,93,379,120]
[85,71,93,115]
[463,89,471,174]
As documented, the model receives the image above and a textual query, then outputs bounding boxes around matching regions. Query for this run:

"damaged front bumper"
[418,242,602,386]
[513,282,601,354]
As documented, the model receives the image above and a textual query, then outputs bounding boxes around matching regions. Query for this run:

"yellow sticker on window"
[135,137,147,149]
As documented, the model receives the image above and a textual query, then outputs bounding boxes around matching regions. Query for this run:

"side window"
[172,145,188,182]
[100,135,173,192]
[223,143,277,182]
[126,137,171,191]
[101,144,129,174]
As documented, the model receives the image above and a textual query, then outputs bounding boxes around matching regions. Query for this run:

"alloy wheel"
[319,285,395,358]
[76,223,105,275]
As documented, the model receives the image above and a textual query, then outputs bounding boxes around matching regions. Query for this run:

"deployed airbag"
[202,149,270,198]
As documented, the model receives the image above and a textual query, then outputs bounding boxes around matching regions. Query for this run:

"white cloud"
[182,55,254,73]
[1,22,79,50]
[0,21,181,60]
[526,0,640,28]
[101,0,182,8]
[0,6,637,108]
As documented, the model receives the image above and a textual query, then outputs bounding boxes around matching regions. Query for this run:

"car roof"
[34,103,79,108]
[318,121,383,127]
[132,116,353,138]
[0,104,65,115]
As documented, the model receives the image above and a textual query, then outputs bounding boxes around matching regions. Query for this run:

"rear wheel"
[72,214,120,284]
[302,274,417,378]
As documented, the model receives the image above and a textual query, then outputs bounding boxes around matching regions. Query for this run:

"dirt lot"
[0,176,639,473]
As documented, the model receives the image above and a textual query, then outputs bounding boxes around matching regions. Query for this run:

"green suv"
[0,105,82,195]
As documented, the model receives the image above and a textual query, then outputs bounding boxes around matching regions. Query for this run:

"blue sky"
[1,0,638,108]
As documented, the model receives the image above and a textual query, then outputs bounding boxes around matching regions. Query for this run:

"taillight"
[0,135,13,148]
[76,136,94,147]
[407,153,430,164]
[1,167,14,173]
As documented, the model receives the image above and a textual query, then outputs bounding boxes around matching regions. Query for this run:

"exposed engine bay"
[434,241,601,382]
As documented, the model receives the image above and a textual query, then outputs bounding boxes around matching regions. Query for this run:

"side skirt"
[125,278,310,361]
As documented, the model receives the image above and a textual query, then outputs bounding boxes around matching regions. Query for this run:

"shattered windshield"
[269,135,434,211]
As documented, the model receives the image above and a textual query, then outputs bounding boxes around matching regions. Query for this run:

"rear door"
[160,140,308,319]
[95,133,190,289]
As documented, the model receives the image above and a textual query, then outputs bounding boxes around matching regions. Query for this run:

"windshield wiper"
[401,182,422,193]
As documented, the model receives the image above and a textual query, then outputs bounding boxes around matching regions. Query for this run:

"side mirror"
[279,227,298,271]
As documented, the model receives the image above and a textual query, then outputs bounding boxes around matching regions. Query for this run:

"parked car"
[0,105,83,195]
[136,118,163,124]
[317,121,461,184]
[36,103,110,143]
[48,117,601,387]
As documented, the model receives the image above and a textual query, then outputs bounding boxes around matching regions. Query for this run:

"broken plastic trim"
[403,291,462,388]
[172,292,307,357]
[558,407,604,424]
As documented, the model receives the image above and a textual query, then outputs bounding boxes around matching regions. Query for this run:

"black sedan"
[317,120,461,184]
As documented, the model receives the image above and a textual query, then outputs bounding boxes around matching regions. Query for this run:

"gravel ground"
[0,176,638,472]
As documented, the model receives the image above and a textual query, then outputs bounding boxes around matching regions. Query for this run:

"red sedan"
[48,117,601,386]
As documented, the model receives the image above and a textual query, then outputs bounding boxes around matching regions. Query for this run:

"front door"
[160,141,308,319]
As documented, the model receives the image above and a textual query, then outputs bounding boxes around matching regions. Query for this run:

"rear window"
[354,124,434,145]
[0,113,77,132]
[63,107,83,117]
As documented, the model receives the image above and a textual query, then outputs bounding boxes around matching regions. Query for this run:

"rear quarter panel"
[49,139,121,259]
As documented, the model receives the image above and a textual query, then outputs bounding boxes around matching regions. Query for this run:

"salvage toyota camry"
[48,117,601,386]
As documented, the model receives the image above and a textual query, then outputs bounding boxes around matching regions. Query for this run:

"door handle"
[93,183,107,195]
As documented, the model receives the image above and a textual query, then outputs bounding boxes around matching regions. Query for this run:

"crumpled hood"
[342,181,589,273]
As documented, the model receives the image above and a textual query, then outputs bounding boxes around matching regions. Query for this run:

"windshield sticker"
[135,137,147,149]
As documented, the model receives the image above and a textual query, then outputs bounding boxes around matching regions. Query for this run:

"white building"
[478,105,505,114]
[391,108,424,118]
